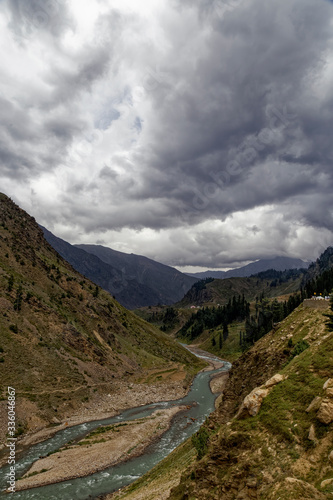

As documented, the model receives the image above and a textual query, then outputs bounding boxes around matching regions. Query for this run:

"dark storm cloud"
[1,0,333,268]
[120,0,333,239]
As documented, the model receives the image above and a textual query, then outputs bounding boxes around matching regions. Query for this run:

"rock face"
[317,379,333,424]
[306,396,322,413]
[241,387,270,417]
[323,378,333,390]
[308,424,317,443]
[236,373,287,418]
[317,399,333,424]
[321,478,333,489]
[264,373,285,388]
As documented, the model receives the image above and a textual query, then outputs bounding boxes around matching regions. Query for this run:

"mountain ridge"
[187,256,310,280]
[41,229,197,309]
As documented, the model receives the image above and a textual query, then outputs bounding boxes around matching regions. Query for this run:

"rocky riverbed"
[15,405,187,491]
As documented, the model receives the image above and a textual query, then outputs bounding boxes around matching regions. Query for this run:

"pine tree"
[7,274,14,292]
[223,322,229,341]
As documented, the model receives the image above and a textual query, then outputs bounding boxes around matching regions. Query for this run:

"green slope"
[113,302,333,500]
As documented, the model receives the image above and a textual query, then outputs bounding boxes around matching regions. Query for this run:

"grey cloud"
[1,0,333,268]
[6,0,74,40]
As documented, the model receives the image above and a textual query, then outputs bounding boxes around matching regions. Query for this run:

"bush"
[192,426,210,459]
[290,340,310,359]
[9,324,18,334]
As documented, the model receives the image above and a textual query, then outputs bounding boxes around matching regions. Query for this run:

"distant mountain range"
[187,256,310,280]
[42,228,197,309]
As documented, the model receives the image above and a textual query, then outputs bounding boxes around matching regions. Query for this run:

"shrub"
[192,426,210,459]
[290,340,310,359]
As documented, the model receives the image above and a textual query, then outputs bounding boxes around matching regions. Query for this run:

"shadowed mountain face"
[42,229,197,309]
[188,256,310,280]
[303,246,333,283]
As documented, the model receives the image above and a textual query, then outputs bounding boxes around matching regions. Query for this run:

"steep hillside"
[188,256,309,280]
[76,244,197,306]
[169,302,333,500]
[42,227,159,309]
[0,194,202,442]
[41,229,197,309]
[303,247,333,284]
[103,301,333,500]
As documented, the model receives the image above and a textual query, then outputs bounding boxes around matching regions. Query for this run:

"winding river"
[0,350,231,500]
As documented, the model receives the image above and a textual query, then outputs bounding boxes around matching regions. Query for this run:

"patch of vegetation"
[23,468,49,479]
[191,426,210,459]
[179,295,249,341]
[290,339,310,359]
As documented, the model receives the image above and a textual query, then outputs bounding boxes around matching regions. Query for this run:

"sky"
[0,0,333,272]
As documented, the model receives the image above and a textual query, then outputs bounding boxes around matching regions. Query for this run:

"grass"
[21,469,49,480]
[166,305,333,500]
[188,321,245,362]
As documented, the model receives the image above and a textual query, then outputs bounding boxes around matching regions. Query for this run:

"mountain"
[303,246,333,283]
[168,303,333,500]
[177,270,305,308]
[0,193,201,441]
[41,230,197,309]
[188,256,310,280]
[75,244,198,306]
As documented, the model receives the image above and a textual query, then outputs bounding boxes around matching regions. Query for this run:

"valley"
[0,194,204,455]
[0,193,332,499]
[109,301,333,500]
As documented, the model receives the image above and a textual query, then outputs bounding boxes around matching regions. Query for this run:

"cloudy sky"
[1,0,333,272]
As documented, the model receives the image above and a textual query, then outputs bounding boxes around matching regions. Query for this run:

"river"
[0,350,231,500]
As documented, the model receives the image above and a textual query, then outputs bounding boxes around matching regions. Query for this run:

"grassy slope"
[169,303,333,500]
[0,194,203,440]
[113,302,333,500]
[194,321,246,362]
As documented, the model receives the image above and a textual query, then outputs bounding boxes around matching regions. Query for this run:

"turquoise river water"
[0,350,231,499]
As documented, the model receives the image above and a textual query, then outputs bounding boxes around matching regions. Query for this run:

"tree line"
[178,295,250,341]
[240,293,303,348]
[303,267,333,298]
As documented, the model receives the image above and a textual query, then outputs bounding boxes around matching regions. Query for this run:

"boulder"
[241,387,270,417]
[306,396,322,413]
[317,399,333,425]
[264,373,287,388]
[323,379,333,390]
[308,424,317,442]
[326,388,333,398]
[321,478,333,489]
[236,374,287,419]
